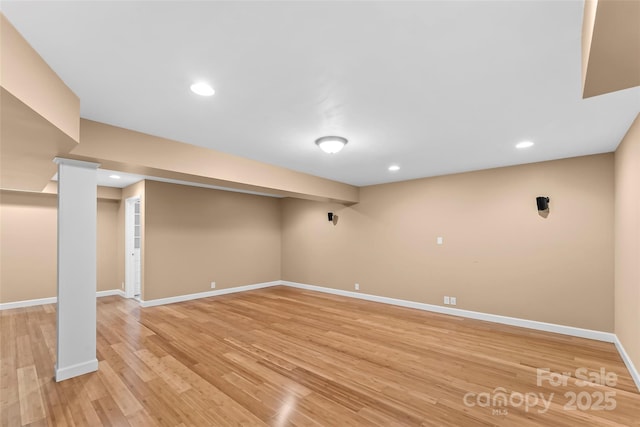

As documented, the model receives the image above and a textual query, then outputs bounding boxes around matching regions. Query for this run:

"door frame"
[124,195,141,299]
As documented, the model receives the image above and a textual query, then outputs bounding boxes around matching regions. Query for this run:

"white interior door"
[125,196,141,299]
[133,200,141,296]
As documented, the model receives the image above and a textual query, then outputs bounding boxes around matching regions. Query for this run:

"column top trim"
[53,157,101,169]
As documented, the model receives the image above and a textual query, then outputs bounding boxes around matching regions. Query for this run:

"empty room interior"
[1,0,639,425]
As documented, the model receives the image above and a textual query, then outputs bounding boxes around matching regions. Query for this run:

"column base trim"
[55,359,98,382]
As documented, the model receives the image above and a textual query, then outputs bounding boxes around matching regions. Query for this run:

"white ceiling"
[3,1,639,187]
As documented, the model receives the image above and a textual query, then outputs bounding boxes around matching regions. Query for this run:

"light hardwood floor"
[1,286,639,426]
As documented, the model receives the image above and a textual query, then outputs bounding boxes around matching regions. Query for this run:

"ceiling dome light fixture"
[190,82,215,96]
[109,174,121,179]
[388,165,400,172]
[516,141,535,149]
[315,136,348,154]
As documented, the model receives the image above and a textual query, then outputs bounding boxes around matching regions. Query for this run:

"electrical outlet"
[450,297,457,306]
[355,283,360,291]
[444,296,450,305]
[210,281,216,289]
[437,236,443,245]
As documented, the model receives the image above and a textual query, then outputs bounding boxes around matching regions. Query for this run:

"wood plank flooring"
[1,286,638,426]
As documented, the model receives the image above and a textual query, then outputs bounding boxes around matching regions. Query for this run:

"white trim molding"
[0,289,126,311]
[280,281,616,342]
[280,281,640,392]
[52,157,101,169]
[96,289,126,298]
[3,280,638,392]
[139,281,280,307]
[0,296,57,311]
[613,336,640,391]
[55,359,98,382]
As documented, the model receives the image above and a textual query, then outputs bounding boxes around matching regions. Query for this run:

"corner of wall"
[614,113,640,380]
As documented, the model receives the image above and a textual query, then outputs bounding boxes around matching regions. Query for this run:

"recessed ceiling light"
[516,141,535,149]
[109,174,121,179]
[388,165,400,172]
[190,82,215,96]
[315,136,348,154]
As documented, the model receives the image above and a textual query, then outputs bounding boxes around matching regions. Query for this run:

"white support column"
[53,157,100,382]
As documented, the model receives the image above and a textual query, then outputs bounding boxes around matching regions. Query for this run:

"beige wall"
[97,199,119,293]
[282,154,615,331]
[615,114,640,372]
[75,119,359,204]
[143,180,281,301]
[0,14,79,142]
[0,191,57,302]
[0,191,120,303]
[1,15,80,192]
[0,153,622,336]
[582,0,640,98]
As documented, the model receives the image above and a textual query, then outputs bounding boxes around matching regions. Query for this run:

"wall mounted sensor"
[536,196,549,211]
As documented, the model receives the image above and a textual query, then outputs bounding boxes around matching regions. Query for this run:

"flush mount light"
[109,174,121,179]
[388,165,400,172]
[315,136,348,154]
[190,82,215,96]
[516,141,534,149]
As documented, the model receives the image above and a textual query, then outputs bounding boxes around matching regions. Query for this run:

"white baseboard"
[0,289,126,311]
[280,281,616,343]
[55,358,98,382]
[96,289,126,298]
[4,280,638,392]
[613,336,640,391]
[0,296,57,310]
[139,281,281,308]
